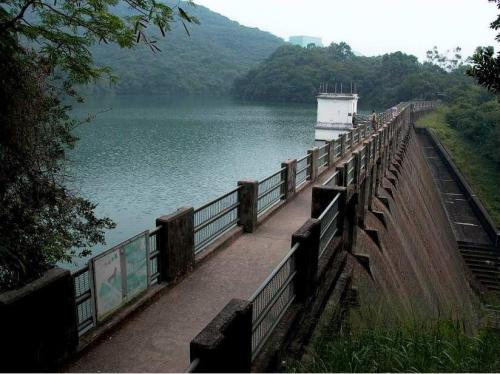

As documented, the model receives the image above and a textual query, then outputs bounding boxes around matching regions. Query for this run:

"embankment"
[352,126,479,325]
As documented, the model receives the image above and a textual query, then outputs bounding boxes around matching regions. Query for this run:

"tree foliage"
[0,0,199,84]
[85,4,284,96]
[232,42,472,109]
[426,46,464,71]
[446,87,500,166]
[468,0,500,94]
[0,0,196,290]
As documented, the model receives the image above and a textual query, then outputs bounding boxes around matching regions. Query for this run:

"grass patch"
[295,320,500,372]
[416,107,500,226]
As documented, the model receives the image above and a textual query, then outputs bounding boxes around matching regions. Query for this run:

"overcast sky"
[193,0,498,60]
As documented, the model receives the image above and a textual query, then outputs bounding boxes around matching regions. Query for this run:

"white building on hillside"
[315,92,359,141]
[289,35,323,48]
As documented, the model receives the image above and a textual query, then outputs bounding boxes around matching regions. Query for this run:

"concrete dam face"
[353,126,478,325]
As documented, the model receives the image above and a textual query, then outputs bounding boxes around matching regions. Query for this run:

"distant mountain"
[88,2,284,96]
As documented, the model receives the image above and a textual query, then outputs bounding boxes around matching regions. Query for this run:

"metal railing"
[257,168,286,215]
[194,187,240,254]
[353,129,359,144]
[360,147,366,172]
[345,132,352,150]
[345,156,355,186]
[73,266,95,335]
[149,226,161,284]
[318,193,341,258]
[250,242,298,359]
[318,144,329,169]
[323,170,340,187]
[295,154,310,188]
[335,141,342,158]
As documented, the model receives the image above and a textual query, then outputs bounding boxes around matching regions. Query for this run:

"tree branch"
[0,0,36,34]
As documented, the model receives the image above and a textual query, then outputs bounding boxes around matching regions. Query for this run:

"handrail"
[318,193,341,221]
[259,168,286,192]
[194,187,240,253]
[250,242,299,302]
[194,187,241,214]
[323,170,340,186]
[250,242,299,358]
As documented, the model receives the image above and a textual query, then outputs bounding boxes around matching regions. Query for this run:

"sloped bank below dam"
[351,126,479,326]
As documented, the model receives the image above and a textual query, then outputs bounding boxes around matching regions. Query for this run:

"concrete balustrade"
[307,147,320,181]
[340,133,347,156]
[328,139,337,165]
[189,299,252,373]
[281,159,297,199]
[292,219,321,301]
[156,207,195,282]
[237,180,259,233]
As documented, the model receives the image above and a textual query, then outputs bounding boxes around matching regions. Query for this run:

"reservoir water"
[67,96,318,266]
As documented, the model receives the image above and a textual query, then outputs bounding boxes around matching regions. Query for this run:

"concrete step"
[468,267,500,276]
[463,258,500,269]
[467,261,500,269]
[461,250,500,261]
[460,244,500,253]
[478,280,500,291]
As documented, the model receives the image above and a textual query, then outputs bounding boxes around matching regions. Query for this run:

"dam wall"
[352,126,479,324]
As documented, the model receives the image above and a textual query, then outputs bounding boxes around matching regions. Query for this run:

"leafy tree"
[0,0,197,290]
[426,46,464,71]
[232,43,471,108]
[468,0,500,94]
[86,4,284,96]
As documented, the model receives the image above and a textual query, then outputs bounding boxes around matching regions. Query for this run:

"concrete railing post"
[349,130,354,149]
[156,207,194,282]
[328,139,337,166]
[353,151,361,187]
[0,268,78,372]
[281,159,297,200]
[237,180,259,233]
[343,162,350,187]
[292,218,321,302]
[307,147,320,181]
[190,299,252,373]
[340,134,347,157]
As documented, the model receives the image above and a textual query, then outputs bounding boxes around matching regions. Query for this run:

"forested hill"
[231,43,470,108]
[88,3,284,96]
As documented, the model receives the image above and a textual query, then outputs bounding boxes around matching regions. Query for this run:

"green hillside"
[231,43,472,108]
[89,2,284,96]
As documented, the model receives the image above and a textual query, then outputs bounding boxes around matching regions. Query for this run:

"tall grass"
[295,319,500,372]
[416,107,500,226]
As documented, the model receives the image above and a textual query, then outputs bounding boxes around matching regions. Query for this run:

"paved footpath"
[66,165,342,373]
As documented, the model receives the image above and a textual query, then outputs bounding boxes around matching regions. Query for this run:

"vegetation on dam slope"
[417,107,500,226]
[295,317,500,372]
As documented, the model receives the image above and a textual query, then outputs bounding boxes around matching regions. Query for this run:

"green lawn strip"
[416,107,500,227]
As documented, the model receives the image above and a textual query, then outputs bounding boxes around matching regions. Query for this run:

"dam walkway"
[66,155,346,372]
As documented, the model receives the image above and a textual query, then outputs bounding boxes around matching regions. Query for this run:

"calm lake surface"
[67,96,319,266]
